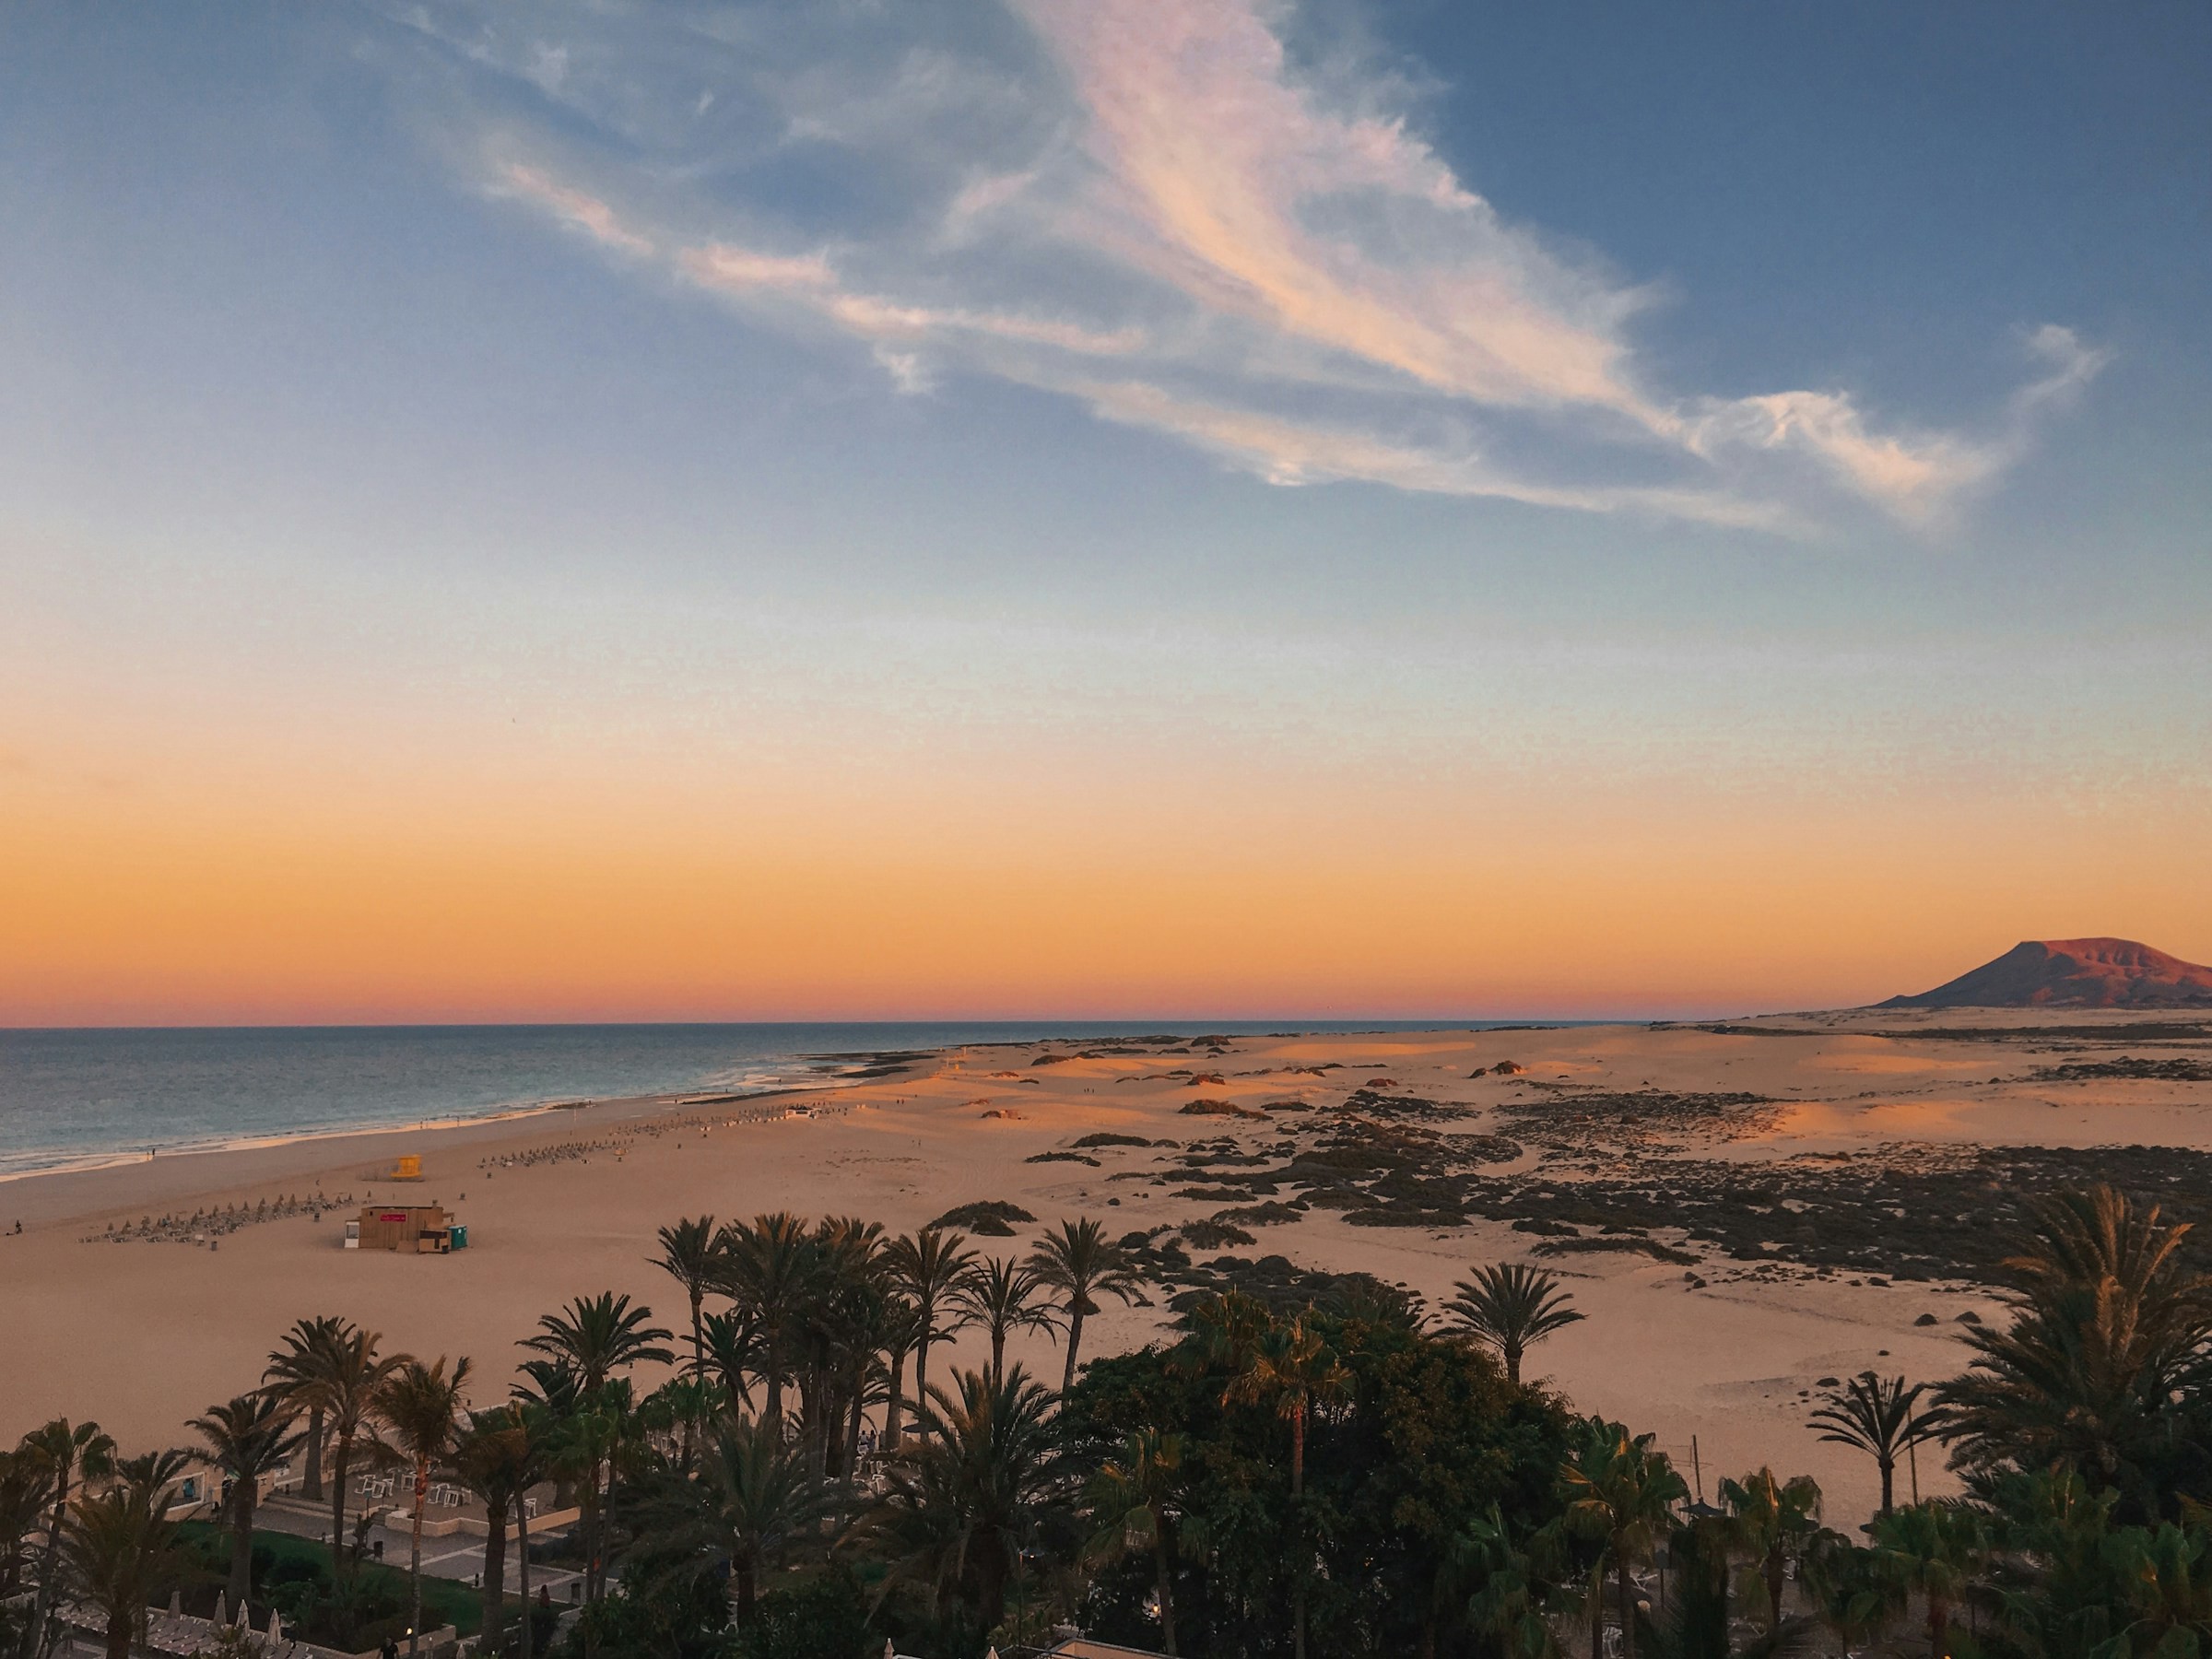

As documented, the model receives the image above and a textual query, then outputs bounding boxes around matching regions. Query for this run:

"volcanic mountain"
[1879,938,2212,1009]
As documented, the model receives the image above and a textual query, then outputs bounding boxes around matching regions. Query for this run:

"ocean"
[0,1019,1542,1181]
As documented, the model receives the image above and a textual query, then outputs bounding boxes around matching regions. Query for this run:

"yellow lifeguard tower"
[387,1155,425,1182]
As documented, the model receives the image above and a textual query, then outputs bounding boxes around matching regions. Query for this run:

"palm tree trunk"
[844,1359,866,1475]
[229,1480,256,1613]
[1505,1341,1524,1389]
[514,1498,534,1659]
[1291,1409,1307,1659]
[991,1326,1006,1389]
[329,1437,352,1587]
[1151,1516,1178,1656]
[409,1454,429,1656]
[481,1500,508,1659]
[735,1557,757,1624]
[912,1328,932,1446]
[581,1466,601,1605]
[304,1407,326,1502]
[1062,1301,1086,1395]
[682,1294,704,1475]
[1618,1556,1637,1659]
[102,1610,131,1659]
[1878,1455,1895,1517]
[885,1342,907,1453]
[21,1477,70,1659]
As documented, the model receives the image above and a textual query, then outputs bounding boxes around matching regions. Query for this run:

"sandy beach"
[6,1010,2211,1531]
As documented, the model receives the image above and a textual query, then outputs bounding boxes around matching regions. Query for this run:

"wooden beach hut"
[347,1204,463,1253]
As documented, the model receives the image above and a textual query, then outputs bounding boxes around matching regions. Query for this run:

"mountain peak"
[1878,938,2212,1009]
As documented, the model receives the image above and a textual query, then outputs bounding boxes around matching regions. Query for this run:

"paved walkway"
[255,1497,589,1604]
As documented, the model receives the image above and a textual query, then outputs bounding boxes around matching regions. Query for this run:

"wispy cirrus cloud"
[393,0,2101,532]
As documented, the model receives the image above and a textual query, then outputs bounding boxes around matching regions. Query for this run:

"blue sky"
[1,1,2207,1020]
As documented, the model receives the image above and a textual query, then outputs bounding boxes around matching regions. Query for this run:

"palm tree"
[955,1256,1058,1387]
[651,1218,723,1464]
[1085,1429,1184,1654]
[187,1393,303,1617]
[521,1292,674,1394]
[1870,1500,1984,1658]
[0,1446,51,1601]
[1458,1503,1563,1659]
[1719,1467,1826,1633]
[884,1228,976,1445]
[814,1217,889,1476]
[1447,1263,1584,1388]
[265,1314,350,1503]
[1807,1372,1941,1518]
[60,1485,183,1659]
[539,1379,641,1610]
[633,1415,832,1622]
[718,1216,820,1436]
[1223,1312,1351,1659]
[877,1297,923,1456]
[505,1406,559,1659]
[448,1406,540,1659]
[1936,1185,2212,1509]
[14,1418,114,1659]
[279,1323,409,1586]
[858,1364,1063,1636]
[700,1309,761,1419]
[376,1357,474,1657]
[2104,1519,2212,1655]
[1560,1418,1688,1659]
[1029,1218,1145,1394]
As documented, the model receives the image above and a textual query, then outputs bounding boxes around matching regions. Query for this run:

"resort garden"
[5,1188,2212,1659]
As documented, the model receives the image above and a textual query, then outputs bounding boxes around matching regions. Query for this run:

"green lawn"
[179,1521,488,1640]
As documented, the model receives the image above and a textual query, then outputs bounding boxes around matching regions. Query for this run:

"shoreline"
[0,1076,867,1190]
[0,1019,1605,1193]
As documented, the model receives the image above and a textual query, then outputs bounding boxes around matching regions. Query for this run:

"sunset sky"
[3,1,2207,1024]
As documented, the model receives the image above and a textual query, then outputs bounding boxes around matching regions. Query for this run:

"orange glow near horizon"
[6,720,2205,1026]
